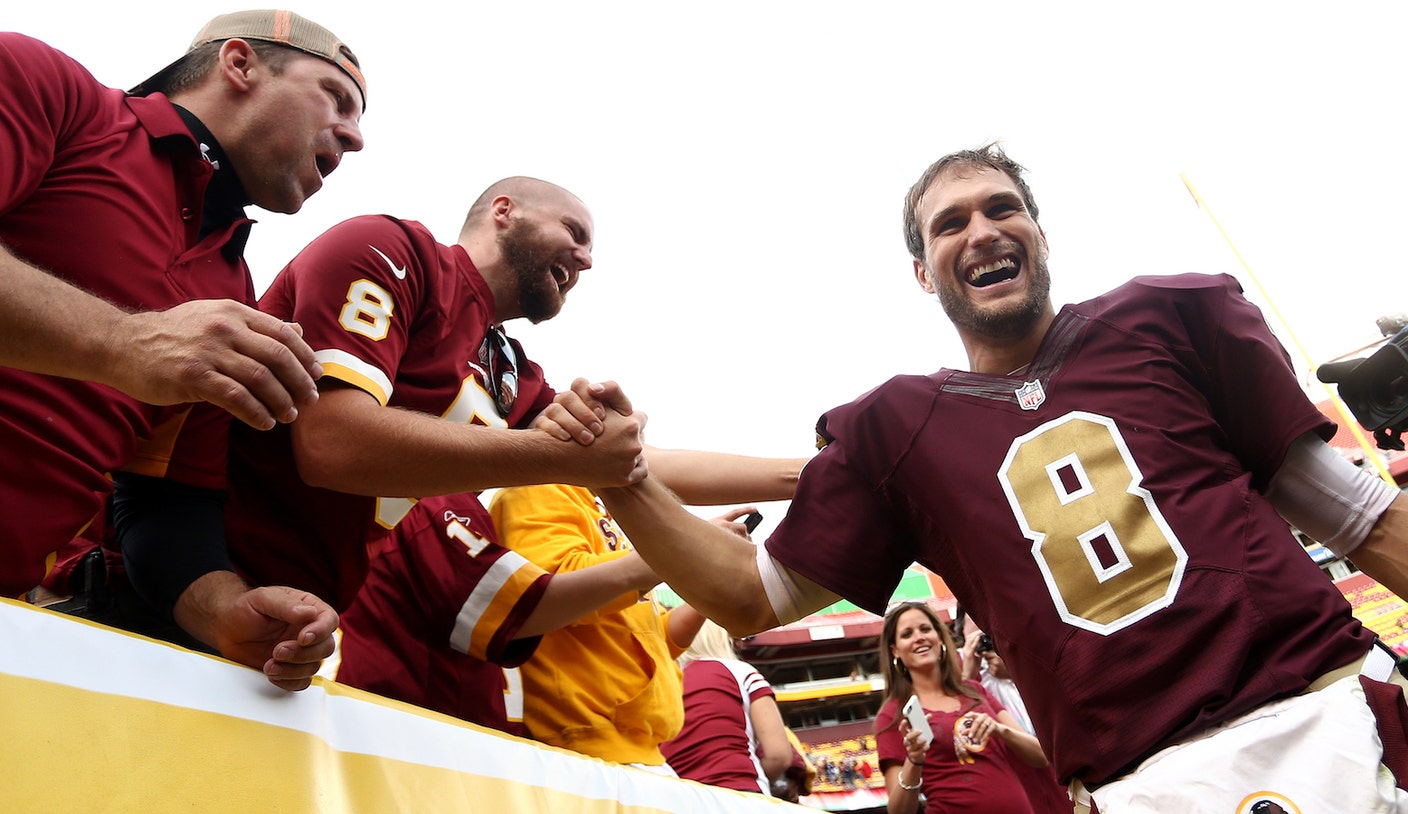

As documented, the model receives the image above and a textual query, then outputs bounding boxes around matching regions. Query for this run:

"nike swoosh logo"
[369,245,406,280]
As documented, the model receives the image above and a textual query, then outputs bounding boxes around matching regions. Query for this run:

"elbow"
[292,446,349,491]
[290,428,366,493]
[723,603,780,638]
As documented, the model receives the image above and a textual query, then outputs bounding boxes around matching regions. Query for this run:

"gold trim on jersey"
[315,349,394,406]
[124,405,194,479]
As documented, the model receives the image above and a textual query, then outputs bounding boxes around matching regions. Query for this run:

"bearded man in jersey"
[219,177,650,612]
[217,175,799,610]
[593,145,1408,813]
[213,177,799,729]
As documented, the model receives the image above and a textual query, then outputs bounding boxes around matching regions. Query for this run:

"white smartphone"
[901,694,933,746]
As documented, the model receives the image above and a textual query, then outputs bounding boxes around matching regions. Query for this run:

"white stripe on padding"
[0,600,785,813]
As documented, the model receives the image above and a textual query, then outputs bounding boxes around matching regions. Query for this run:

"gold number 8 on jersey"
[998,411,1187,635]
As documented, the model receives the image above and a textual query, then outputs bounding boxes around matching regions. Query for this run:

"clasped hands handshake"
[533,377,651,488]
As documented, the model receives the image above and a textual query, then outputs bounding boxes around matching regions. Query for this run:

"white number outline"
[997,410,1188,636]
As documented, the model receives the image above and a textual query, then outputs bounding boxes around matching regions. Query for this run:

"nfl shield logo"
[1015,380,1045,411]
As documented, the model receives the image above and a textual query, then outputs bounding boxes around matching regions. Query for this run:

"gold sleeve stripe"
[315,349,394,406]
[451,552,546,660]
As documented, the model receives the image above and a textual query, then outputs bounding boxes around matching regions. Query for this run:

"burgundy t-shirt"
[662,658,776,793]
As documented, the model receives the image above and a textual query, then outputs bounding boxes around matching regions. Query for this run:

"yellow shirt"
[489,483,686,765]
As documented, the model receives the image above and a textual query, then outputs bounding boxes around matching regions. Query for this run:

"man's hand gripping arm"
[0,243,321,430]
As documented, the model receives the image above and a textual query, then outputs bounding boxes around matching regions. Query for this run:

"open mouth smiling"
[550,264,571,291]
[967,257,1018,288]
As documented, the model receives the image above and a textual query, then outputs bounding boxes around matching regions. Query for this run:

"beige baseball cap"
[130,9,366,109]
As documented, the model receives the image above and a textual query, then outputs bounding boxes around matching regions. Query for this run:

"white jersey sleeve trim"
[314,348,395,405]
[449,550,537,655]
[756,544,840,627]
[1265,432,1400,557]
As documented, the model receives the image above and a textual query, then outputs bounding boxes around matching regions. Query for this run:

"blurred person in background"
[963,628,1074,813]
[772,728,817,803]
[661,619,792,794]
[961,628,1034,734]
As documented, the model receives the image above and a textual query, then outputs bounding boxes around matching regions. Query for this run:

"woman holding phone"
[875,600,1053,813]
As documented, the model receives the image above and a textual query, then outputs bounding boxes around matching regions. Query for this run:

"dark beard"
[937,254,1051,341]
[498,218,563,324]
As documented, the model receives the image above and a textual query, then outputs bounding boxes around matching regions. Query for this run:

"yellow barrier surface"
[0,598,802,813]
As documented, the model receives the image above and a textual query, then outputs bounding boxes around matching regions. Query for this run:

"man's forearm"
[1348,494,1408,600]
[596,477,780,636]
[1,243,319,429]
[645,446,806,506]
[292,386,647,497]
[516,553,658,638]
[0,243,133,383]
[172,570,251,651]
[293,403,577,496]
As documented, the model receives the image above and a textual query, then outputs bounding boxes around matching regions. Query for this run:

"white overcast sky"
[12,2,1406,534]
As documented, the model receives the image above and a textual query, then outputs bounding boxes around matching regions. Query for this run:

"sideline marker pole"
[1180,173,1396,486]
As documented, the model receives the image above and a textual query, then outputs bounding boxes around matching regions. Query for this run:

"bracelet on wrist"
[897,773,923,792]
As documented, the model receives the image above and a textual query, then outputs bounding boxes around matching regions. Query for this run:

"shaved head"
[461,176,583,235]
[456,176,594,324]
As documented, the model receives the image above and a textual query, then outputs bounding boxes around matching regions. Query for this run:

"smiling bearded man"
[215,175,645,613]
[498,209,581,324]
[584,143,1408,814]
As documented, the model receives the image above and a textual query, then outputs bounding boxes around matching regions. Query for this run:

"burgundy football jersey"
[334,493,549,734]
[225,216,555,610]
[767,274,1372,784]
[661,658,776,793]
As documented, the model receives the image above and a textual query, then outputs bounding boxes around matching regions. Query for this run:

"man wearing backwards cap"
[0,10,364,690]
